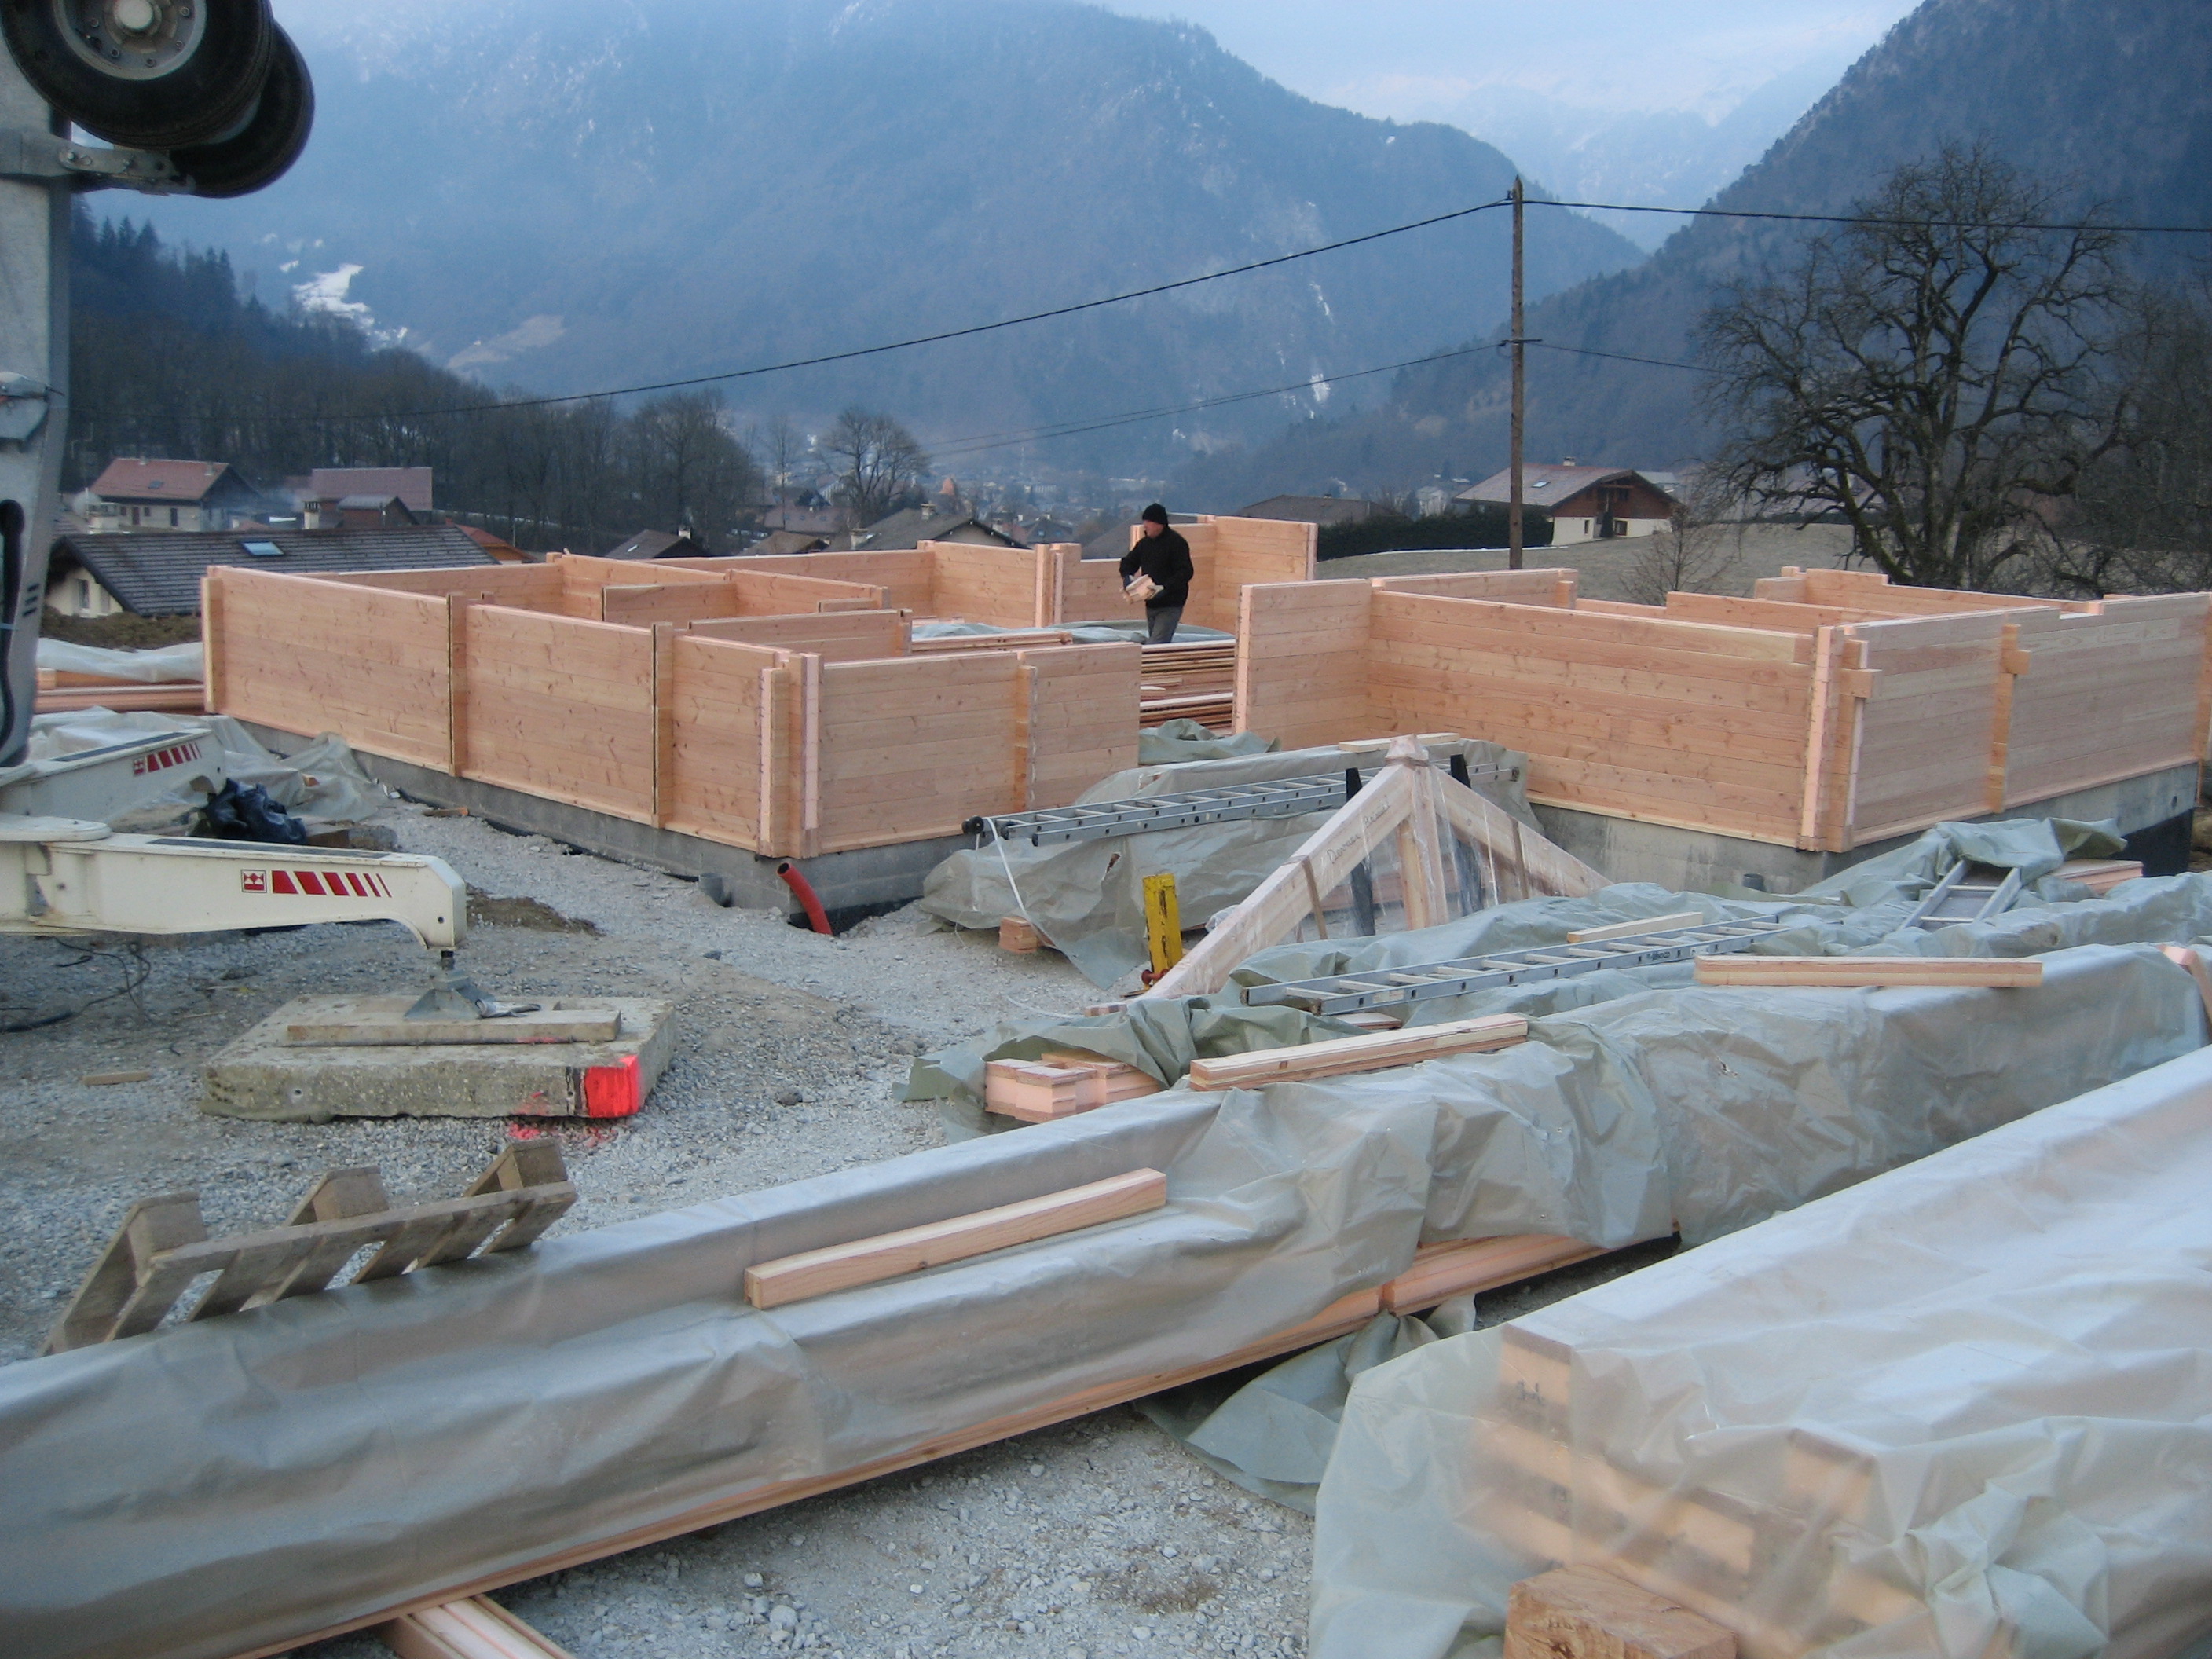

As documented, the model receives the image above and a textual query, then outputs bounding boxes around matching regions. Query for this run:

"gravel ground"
[2,800,1660,1659]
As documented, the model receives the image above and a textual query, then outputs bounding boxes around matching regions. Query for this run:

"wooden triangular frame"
[1142,737,1606,998]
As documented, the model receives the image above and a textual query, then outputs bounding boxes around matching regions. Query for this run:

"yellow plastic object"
[1142,872,1185,976]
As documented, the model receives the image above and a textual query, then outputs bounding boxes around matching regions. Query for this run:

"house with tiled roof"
[86,458,266,532]
[1456,463,1676,544]
[46,525,498,618]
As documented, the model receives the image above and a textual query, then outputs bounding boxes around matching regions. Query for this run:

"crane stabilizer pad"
[203,998,676,1121]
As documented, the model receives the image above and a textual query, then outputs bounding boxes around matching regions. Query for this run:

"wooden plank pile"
[35,668,207,715]
[43,1141,574,1354]
[1232,566,2212,855]
[1140,638,1238,731]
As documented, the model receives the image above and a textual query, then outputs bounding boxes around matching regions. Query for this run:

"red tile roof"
[89,458,240,504]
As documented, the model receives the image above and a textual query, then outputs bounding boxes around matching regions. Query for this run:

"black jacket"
[1120,526,1193,610]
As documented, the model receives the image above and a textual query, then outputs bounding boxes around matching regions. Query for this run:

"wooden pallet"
[43,1141,575,1354]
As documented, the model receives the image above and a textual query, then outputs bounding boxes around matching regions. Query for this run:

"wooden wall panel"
[1019,643,1142,808]
[1756,567,2083,619]
[812,655,1018,851]
[1662,592,1886,632]
[1837,613,2014,842]
[657,635,790,850]
[1365,591,1816,844]
[207,567,454,768]
[1056,548,1133,623]
[555,554,725,587]
[598,584,745,627]
[321,566,561,605]
[1234,579,1375,749]
[2002,595,2211,806]
[687,551,936,612]
[683,611,908,661]
[921,541,1048,628]
[458,606,655,822]
[726,569,888,615]
[1370,569,1578,606]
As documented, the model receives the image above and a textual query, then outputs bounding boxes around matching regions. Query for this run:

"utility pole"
[1507,175,1525,572]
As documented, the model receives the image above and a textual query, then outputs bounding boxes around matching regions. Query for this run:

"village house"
[84,458,266,532]
[1457,463,1677,544]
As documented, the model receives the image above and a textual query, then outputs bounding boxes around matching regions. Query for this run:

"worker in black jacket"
[1121,503,1194,643]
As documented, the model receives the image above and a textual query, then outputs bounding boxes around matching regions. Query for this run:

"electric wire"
[90,192,2208,435]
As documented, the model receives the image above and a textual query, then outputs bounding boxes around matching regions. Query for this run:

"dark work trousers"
[1145,605,1185,643]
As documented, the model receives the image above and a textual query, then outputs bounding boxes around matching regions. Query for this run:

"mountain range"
[132,0,1643,478]
[1177,0,2212,507]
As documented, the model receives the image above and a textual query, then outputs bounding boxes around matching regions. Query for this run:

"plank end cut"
[742,1169,1166,1309]
[998,916,1044,954]
[1692,956,2042,989]
[1504,1566,1736,1659]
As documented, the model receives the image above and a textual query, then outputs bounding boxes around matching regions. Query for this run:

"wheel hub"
[56,0,204,79]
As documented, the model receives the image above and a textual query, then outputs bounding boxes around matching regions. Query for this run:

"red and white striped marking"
[240,868,395,898]
[130,742,202,777]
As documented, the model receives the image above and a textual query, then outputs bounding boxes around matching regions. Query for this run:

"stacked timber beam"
[1232,566,2212,855]
[1139,638,1239,730]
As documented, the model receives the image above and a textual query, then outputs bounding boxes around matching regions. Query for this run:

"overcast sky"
[1101,1,1921,123]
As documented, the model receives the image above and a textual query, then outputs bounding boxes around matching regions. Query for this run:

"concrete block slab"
[202,997,676,1122]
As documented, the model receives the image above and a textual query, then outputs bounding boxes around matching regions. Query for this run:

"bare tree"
[1697,145,2129,591]
[2037,273,2212,595]
[629,391,763,549]
[1619,475,1746,606]
[820,406,929,527]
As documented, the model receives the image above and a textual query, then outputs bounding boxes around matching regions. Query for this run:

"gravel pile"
[2,800,1650,1658]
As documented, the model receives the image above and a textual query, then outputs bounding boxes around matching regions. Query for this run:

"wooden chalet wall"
[1231,566,2212,851]
[692,543,1079,628]
[1234,580,1375,750]
[206,566,1139,858]
[1114,515,1317,632]
[206,567,455,770]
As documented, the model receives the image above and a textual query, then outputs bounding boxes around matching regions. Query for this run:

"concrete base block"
[1533,763,2201,895]
[202,997,677,1122]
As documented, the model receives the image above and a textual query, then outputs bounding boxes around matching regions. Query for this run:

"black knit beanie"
[1141,503,1170,526]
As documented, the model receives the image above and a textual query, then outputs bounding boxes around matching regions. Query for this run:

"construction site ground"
[1,799,1661,1659]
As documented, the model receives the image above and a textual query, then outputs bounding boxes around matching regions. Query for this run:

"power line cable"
[88,192,2207,434]
[922,342,1497,460]
[1528,196,2212,238]
[189,196,1514,427]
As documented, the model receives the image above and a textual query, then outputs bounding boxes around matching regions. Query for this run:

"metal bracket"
[0,128,181,191]
[0,372,49,443]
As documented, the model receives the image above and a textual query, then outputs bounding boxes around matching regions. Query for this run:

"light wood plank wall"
[1232,566,2210,851]
[208,566,1137,858]
[457,605,657,822]
[657,634,788,848]
[1366,591,1819,844]
[1234,579,1376,749]
[205,567,455,769]
[2002,595,2212,804]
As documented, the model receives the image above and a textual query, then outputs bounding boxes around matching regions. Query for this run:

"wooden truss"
[1144,737,1606,999]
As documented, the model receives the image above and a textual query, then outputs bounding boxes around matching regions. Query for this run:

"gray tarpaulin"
[1312,1038,2212,1659]
[920,740,1536,988]
[4,709,390,822]
[5,938,2204,1659]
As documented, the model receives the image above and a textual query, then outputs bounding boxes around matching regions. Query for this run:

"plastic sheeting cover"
[35,639,204,683]
[921,740,1536,988]
[5,942,2205,1658]
[1312,1035,2212,1659]
[3,707,389,822]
